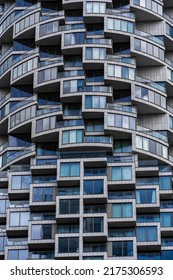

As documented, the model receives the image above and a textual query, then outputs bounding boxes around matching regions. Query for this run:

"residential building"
[0,0,173,260]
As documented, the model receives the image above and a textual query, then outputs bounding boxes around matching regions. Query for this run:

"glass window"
[60,162,80,177]
[31,224,52,239]
[83,179,103,194]
[112,241,133,257]
[114,140,131,153]
[59,237,79,253]
[10,212,29,226]
[33,187,54,202]
[83,217,103,233]
[159,176,171,190]
[59,199,79,214]
[112,203,132,218]
[0,200,7,213]
[64,32,85,46]
[162,238,173,247]
[136,189,156,204]
[62,130,83,144]
[112,166,132,181]
[160,213,173,227]
[137,226,157,242]
[8,249,28,260]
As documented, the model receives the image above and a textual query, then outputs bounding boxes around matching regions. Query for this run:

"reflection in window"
[9,212,29,226]
[11,175,31,190]
[136,189,156,204]
[31,224,52,239]
[33,187,54,202]
[108,113,136,130]
[108,18,134,33]
[64,32,85,46]
[108,64,135,80]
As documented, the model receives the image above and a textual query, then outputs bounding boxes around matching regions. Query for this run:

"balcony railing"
[2,145,35,168]
[107,55,136,65]
[107,104,137,113]
[137,125,168,142]
[37,105,62,116]
[10,95,37,113]
[106,8,135,19]
[135,29,164,46]
[136,76,166,92]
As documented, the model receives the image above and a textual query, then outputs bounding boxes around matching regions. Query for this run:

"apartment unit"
[0,0,173,260]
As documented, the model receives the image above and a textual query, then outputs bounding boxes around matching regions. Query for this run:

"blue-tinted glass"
[33,187,53,202]
[162,238,173,246]
[161,251,173,260]
[159,176,171,190]
[109,228,134,238]
[112,167,121,180]
[136,189,156,204]
[137,214,160,223]
[85,96,92,109]
[138,253,161,260]
[84,180,103,194]
[137,227,157,242]
[60,163,70,176]
[160,213,173,227]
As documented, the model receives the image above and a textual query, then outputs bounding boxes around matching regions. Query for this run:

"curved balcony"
[132,37,165,67]
[0,145,35,171]
[0,95,37,136]
[131,0,163,21]
[38,56,63,68]
[135,135,170,165]
[9,104,36,134]
[135,75,166,93]
[106,63,135,86]
[133,84,167,114]
[105,17,134,40]
[0,3,40,42]
[35,69,85,92]
[59,134,113,151]
[13,3,41,39]
[32,114,80,142]
[105,112,136,138]
[37,22,85,46]
[0,48,39,87]
[137,125,168,143]
[106,9,135,19]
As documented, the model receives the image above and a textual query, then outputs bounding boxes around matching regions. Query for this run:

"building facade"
[0,0,173,260]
